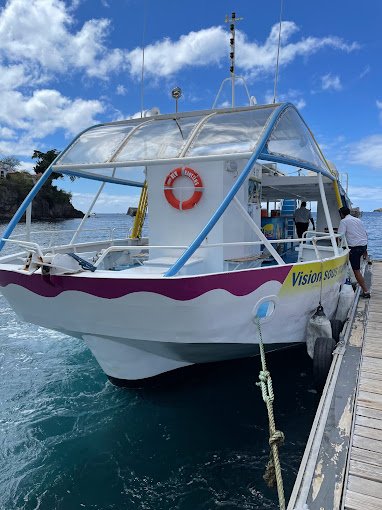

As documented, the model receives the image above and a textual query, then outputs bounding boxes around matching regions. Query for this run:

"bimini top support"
[164,102,290,277]
[0,166,55,252]
[0,122,98,252]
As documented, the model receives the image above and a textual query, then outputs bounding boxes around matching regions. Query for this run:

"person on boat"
[294,201,315,239]
[338,206,370,298]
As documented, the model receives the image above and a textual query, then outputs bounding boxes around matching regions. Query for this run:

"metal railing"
[1,233,347,273]
[8,226,135,248]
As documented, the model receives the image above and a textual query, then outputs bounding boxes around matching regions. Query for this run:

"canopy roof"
[53,103,334,184]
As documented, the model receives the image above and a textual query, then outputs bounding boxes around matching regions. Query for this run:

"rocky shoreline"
[0,173,83,221]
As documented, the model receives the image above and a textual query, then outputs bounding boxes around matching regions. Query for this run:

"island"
[373,208,382,212]
[0,171,83,221]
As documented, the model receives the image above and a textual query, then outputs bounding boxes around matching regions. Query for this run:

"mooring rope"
[255,317,286,510]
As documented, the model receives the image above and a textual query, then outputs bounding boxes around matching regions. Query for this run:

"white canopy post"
[317,172,339,256]
[25,203,32,242]
[70,168,116,245]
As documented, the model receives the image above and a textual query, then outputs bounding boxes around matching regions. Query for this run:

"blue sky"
[0,0,382,212]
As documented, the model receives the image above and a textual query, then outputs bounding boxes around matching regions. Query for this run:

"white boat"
[0,15,353,384]
[0,101,352,384]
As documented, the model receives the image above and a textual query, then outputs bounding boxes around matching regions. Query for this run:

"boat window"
[57,124,137,165]
[267,107,327,172]
[186,107,276,156]
[114,116,204,162]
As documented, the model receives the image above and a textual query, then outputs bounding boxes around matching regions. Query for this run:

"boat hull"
[0,254,348,380]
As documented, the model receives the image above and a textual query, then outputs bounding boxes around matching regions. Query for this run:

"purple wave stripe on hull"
[0,265,292,300]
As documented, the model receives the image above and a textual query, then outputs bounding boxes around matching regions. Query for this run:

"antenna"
[225,12,243,107]
[140,0,147,118]
[273,0,284,103]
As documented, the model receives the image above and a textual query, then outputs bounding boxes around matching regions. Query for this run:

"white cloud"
[116,85,128,96]
[0,127,16,138]
[321,73,342,91]
[127,27,225,78]
[238,22,358,79]
[347,135,382,169]
[0,1,361,161]
[0,89,104,155]
[19,160,36,173]
[126,22,359,79]
[0,0,126,78]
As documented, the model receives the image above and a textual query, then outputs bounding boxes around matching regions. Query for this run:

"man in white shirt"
[338,206,370,298]
[294,201,315,239]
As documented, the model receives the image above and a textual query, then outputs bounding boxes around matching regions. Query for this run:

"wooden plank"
[368,304,382,311]
[368,315,382,323]
[364,333,382,340]
[358,390,382,411]
[349,459,382,483]
[362,358,382,371]
[362,348,382,357]
[362,349,382,359]
[363,344,382,353]
[359,371,382,381]
[357,406,382,421]
[363,338,382,346]
[365,332,382,338]
[365,331,382,337]
[348,474,382,499]
[364,328,382,336]
[366,330,381,338]
[356,415,382,431]
[352,434,382,454]
[367,319,382,324]
[365,320,381,326]
[345,489,382,510]
[361,352,382,360]
[359,379,382,395]
[351,446,382,468]
[354,424,382,441]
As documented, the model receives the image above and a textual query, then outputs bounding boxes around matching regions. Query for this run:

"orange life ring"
[164,167,203,210]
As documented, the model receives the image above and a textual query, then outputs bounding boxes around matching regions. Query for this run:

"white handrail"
[93,234,345,267]
[1,239,44,258]
[2,234,346,271]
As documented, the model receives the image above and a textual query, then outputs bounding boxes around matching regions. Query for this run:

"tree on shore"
[32,149,61,181]
[0,156,21,170]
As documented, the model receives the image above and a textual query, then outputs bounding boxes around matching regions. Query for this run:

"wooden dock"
[343,261,382,509]
[287,260,378,510]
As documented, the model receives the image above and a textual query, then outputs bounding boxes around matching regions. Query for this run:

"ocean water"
[0,213,380,510]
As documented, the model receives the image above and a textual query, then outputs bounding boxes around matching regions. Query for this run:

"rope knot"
[258,370,270,383]
[269,430,285,447]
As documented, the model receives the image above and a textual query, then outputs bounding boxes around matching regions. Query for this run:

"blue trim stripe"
[62,169,144,187]
[164,102,291,277]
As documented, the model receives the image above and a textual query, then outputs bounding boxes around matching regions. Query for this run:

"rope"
[67,253,96,272]
[255,318,286,510]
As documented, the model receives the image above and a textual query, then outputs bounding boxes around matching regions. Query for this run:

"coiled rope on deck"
[255,317,286,510]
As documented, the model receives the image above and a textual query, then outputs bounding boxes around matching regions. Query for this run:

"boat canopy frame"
[0,102,341,272]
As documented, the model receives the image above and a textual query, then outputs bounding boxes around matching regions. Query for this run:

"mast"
[225,12,243,107]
